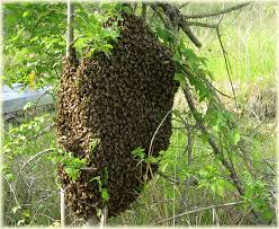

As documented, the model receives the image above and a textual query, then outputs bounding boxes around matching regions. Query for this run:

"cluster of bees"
[56,12,179,220]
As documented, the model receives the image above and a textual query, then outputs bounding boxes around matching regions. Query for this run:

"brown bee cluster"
[56,12,179,219]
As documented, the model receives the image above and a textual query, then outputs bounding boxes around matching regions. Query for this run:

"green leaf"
[101,188,109,202]
[64,167,80,181]
[131,147,145,159]
[22,210,30,218]
[23,11,29,18]
[233,132,241,145]
[214,179,225,197]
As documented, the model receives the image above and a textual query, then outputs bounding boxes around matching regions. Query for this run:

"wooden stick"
[66,0,74,57]
[60,188,65,228]
[100,205,108,228]
[156,201,244,224]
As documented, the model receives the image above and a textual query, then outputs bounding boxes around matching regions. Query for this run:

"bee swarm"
[56,13,179,219]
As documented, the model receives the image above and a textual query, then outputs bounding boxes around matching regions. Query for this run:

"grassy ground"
[2,2,277,227]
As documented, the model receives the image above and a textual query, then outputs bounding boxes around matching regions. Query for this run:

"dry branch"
[15,148,55,189]
[157,201,245,224]
[184,3,251,19]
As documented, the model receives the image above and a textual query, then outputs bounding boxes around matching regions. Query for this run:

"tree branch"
[151,3,202,48]
[182,78,244,195]
[187,21,218,28]
[184,3,251,19]
[181,78,264,222]
[156,201,245,224]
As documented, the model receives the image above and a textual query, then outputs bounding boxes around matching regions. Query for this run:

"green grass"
[191,2,276,90]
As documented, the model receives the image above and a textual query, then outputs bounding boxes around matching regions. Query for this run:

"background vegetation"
[2,1,277,226]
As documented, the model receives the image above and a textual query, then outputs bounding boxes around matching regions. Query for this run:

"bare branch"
[66,0,74,57]
[157,171,180,185]
[179,2,190,10]
[187,21,218,28]
[184,3,251,19]
[3,176,21,208]
[15,148,55,189]
[216,27,237,106]
[148,109,172,157]
[157,201,245,224]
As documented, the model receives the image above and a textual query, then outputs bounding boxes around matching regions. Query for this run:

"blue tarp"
[2,84,54,114]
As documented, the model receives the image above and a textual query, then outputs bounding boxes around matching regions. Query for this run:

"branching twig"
[3,176,21,208]
[151,3,202,48]
[15,148,55,189]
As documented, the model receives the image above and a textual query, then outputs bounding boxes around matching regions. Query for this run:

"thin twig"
[15,148,55,189]
[60,188,65,228]
[3,176,21,208]
[184,3,251,19]
[204,78,233,99]
[216,27,237,107]
[34,87,54,113]
[187,21,218,28]
[157,171,180,185]
[156,201,245,224]
[179,2,190,9]
[148,109,172,157]
[186,118,193,166]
